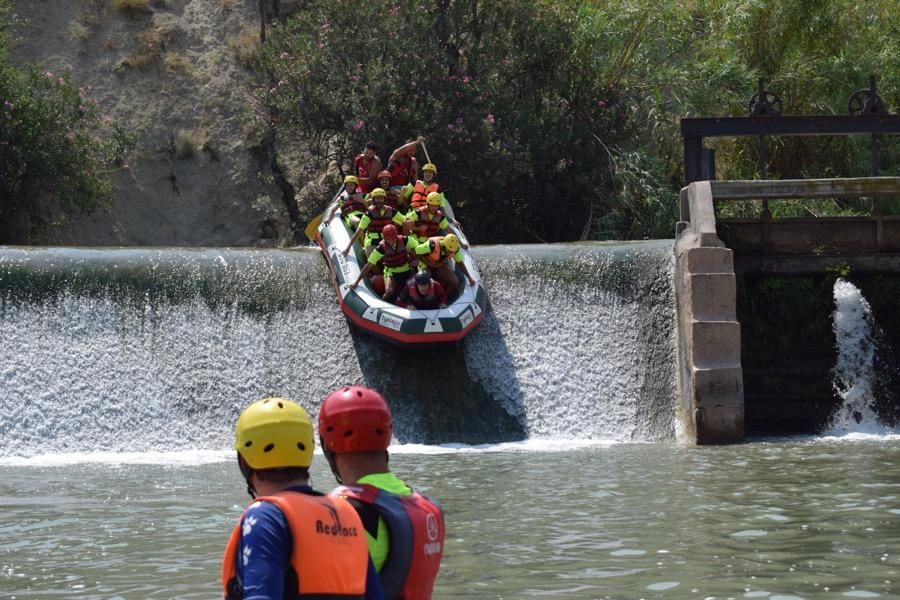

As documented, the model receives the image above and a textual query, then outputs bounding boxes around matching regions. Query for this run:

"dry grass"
[174,129,210,158]
[163,52,194,75]
[227,27,259,67]
[115,19,181,71]
[65,21,90,42]
[112,0,153,18]
[80,0,108,27]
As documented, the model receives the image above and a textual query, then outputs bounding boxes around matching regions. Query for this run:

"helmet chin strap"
[321,438,342,485]
[237,455,257,499]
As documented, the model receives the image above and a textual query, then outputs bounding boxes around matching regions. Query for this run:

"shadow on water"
[349,313,527,444]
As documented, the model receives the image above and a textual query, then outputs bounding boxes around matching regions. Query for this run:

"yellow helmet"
[344,175,359,185]
[370,188,386,198]
[426,192,442,206]
[442,233,460,254]
[235,397,314,469]
[422,163,438,174]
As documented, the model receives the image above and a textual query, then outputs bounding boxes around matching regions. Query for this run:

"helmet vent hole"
[262,398,270,404]
[326,426,334,432]
[375,429,383,436]
[344,430,354,438]
[297,442,306,451]
[356,390,363,397]
[263,443,275,453]
[244,441,253,448]
[277,401,284,409]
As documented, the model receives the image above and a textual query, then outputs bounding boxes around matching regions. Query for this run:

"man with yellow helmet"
[325,174,367,229]
[343,188,408,258]
[405,191,450,244]
[221,397,384,600]
[404,162,443,209]
[413,233,476,299]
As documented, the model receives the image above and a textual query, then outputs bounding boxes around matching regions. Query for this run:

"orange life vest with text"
[221,490,368,599]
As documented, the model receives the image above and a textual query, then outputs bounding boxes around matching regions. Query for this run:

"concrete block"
[693,366,744,444]
[687,273,736,321]
[684,247,734,274]
[690,321,741,369]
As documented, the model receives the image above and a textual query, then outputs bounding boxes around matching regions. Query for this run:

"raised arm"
[389,137,423,162]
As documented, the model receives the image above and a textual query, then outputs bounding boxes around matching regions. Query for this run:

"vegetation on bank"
[256,0,900,243]
[2,0,900,244]
[0,0,134,244]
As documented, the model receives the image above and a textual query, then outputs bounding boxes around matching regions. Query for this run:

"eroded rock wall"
[9,0,290,245]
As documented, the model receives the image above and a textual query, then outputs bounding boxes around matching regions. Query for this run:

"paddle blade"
[304,214,323,241]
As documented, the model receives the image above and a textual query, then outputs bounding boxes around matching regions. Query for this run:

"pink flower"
[390,4,400,15]
[463,75,471,84]
[43,71,54,79]
[353,120,365,131]
[66,133,75,144]
[279,52,289,59]
[3,101,13,110]
[486,113,495,125]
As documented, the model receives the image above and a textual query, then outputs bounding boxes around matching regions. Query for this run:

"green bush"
[255,0,900,243]
[0,1,134,244]
[258,0,634,242]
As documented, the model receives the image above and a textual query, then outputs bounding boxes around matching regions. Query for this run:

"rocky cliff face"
[9,0,292,246]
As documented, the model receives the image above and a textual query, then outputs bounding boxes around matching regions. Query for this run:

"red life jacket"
[383,186,403,209]
[413,206,445,239]
[404,279,446,310]
[410,181,440,209]
[365,206,397,239]
[340,192,367,217]
[377,237,412,269]
[333,483,444,600]
[355,154,379,193]
[222,490,368,599]
[388,157,417,187]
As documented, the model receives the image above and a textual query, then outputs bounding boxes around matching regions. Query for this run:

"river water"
[2,437,899,599]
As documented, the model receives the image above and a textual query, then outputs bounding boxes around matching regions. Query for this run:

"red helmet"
[318,386,392,452]
[382,224,398,240]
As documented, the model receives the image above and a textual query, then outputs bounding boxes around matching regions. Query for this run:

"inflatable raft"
[314,191,488,345]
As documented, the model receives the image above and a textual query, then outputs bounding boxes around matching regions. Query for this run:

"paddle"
[304,214,322,241]
[421,140,431,165]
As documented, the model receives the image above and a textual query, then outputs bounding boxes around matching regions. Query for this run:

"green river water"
[2,439,899,599]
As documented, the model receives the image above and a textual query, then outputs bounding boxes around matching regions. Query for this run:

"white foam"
[826,279,893,435]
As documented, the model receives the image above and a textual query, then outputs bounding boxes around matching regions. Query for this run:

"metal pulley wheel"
[848,88,886,115]
[748,91,783,116]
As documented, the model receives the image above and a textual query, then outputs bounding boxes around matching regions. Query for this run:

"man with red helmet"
[348,224,417,303]
[318,386,445,600]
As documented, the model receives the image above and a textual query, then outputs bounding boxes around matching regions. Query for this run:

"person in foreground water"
[318,386,445,600]
[221,397,384,600]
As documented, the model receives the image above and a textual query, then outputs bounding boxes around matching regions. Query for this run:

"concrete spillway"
[0,242,677,457]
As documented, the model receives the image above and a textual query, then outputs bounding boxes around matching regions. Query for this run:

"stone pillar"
[675,183,745,443]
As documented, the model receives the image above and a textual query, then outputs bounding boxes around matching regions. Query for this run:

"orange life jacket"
[222,491,368,599]
[410,181,440,209]
[421,237,452,269]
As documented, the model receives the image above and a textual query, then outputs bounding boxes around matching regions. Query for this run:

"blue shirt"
[237,485,384,600]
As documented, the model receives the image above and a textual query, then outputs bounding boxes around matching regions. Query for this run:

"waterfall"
[826,278,889,434]
[0,242,678,457]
